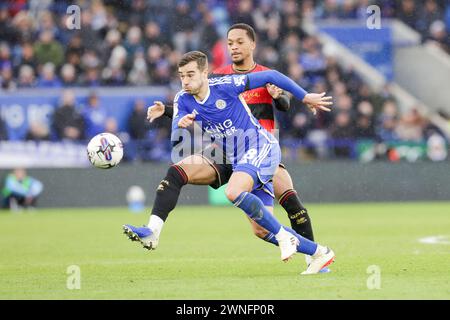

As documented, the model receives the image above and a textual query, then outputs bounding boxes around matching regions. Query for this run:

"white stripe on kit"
[255,144,272,168]
[251,143,269,165]
[209,81,232,86]
[251,143,271,167]
[209,76,232,82]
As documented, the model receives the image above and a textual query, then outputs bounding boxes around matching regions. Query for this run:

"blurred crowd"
[313,0,450,53]
[0,0,448,161]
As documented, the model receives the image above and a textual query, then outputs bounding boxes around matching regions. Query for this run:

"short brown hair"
[178,51,208,71]
[227,23,256,42]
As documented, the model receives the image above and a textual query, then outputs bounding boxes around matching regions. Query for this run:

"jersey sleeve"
[224,74,250,96]
[170,93,189,144]
[246,70,308,101]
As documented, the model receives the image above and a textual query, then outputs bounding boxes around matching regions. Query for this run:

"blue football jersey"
[171,75,278,166]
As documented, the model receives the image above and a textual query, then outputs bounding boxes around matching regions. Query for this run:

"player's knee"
[273,170,294,199]
[225,185,240,202]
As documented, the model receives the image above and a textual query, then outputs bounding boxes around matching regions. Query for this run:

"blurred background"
[0,0,449,208]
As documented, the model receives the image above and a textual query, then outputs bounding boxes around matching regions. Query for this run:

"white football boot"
[275,228,299,261]
[301,246,335,275]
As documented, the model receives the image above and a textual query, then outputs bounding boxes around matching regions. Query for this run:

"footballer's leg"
[123,154,217,249]
[178,154,217,185]
[246,187,275,240]
[247,187,332,268]
[273,164,314,241]
[225,170,322,262]
[273,165,331,272]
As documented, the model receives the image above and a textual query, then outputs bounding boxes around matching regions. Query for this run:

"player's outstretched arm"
[246,70,332,114]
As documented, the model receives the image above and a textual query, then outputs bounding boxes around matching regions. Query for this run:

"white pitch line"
[418,235,450,245]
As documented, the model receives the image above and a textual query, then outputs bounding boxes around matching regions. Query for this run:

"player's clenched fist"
[147,101,165,123]
[178,113,196,128]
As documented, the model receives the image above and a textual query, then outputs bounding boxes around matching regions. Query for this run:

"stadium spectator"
[330,111,355,158]
[355,114,376,139]
[11,10,34,44]
[299,36,327,85]
[82,92,108,139]
[25,120,51,141]
[82,67,102,87]
[376,100,400,141]
[230,0,256,27]
[0,5,18,45]
[13,42,37,75]
[417,0,443,37]
[102,44,127,86]
[0,65,16,91]
[198,12,221,58]
[128,49,149,86]
[124,26,144,62]
[316,0,341,20]
[77,8,102,52]
[104,117,130,153]
[64,34,84,71]
[354,101,376,139]
[60,63,78,87]
[397,0,419,30]
[289,109,313,140]
[0,42,12,73]
[172,1,198,53]
[36,10,62,43]
[395,108,426,142]
[128,99,151,140]
[143,21,166,49]
[252,0,281,46]
[52,90,85,141]
[427,131,448,161]
[33,30,64,68]
[17,64,35,88]
[36,62,61,88]
[0,117,8,140]
[427,20,450,53]
[1,168,43,210]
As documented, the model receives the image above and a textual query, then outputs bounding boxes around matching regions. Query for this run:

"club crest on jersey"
[215,99,227,110]
[233,75,246,87]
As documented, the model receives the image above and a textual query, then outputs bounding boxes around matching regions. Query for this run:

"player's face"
[178,61,208,95]
[227,29,256,65]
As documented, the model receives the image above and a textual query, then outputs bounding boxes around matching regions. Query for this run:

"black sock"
[279,190,315,241]
[151,165,188,222]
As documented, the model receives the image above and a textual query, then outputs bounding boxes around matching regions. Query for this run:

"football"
[87,133,124,169]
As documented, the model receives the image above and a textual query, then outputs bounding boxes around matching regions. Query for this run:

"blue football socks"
[233,191,318,255]
[233,191,282,234]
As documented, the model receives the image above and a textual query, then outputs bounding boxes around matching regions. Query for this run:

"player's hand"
[147,101,165,123]
[302,92,333,115]
[178,113,196,128]
[266,83,283,99]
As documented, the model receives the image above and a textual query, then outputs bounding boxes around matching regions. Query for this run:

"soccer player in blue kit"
[124,51,335,274]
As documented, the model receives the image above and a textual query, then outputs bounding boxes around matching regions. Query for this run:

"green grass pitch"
[0,202,449,299]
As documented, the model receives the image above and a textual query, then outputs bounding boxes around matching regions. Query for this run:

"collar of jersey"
[232,63,257,74]
[194,87,210,105]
